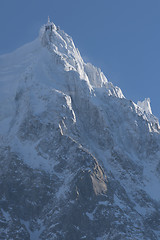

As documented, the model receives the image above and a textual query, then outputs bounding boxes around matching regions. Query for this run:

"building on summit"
[45,16,57,31]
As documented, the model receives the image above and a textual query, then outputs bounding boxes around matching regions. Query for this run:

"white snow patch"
[86,207,97,221]
[1,209,10,221]
[98,200,108,206]
[86,212,94,221]
[137,98,152,114]
[21,219,45,240]
[10,137,54,172]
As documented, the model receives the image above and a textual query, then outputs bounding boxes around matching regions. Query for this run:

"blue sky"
[0,0,160,118]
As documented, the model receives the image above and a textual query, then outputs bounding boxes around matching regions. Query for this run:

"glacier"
[0,18,160,240]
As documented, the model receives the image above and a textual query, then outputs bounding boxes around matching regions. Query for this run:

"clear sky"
[0,0,160,118]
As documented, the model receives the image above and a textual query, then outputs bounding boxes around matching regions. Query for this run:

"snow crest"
[137,98,152,114]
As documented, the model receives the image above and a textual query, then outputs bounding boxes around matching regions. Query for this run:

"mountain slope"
[0,19,160,240]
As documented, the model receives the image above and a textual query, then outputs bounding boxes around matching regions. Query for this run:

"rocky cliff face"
[0,20,160,240]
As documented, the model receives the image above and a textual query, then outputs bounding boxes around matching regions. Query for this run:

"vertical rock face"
[0,20,160,240]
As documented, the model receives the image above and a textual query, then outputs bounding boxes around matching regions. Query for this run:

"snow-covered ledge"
[137,98,152,114]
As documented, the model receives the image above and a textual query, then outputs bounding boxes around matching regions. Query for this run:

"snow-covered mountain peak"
[39,19,119,90]
[40,19,87,79]
[1,20,160,240]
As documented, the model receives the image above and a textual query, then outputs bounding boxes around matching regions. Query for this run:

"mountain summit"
[0,19,160,240]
